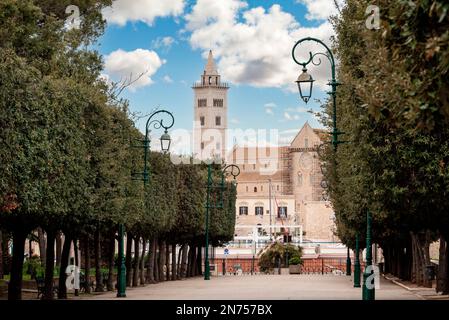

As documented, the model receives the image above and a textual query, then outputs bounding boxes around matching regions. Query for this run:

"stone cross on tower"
[193,50,229,161]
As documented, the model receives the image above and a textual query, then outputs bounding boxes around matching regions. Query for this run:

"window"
[246,186,249,192]
[200,116,205,126]
[198,99,207,107]
[261,186,263,191]
[277,185,280,191]
[253,164,256,170]
[215,116,221,126]
[254,187,257,193]
[255,207,264,216]
[201,142,204,150]
[278,207,288,218]
[243,165,245,170]
[216,143,220,150]
[239,207,248,215]
[209,76,212,85]
[213,99,224,107]
[305,138,309,148]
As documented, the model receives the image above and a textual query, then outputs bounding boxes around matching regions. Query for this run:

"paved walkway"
[82,275,419,300]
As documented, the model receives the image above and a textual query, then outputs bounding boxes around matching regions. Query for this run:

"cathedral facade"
[192,52,336,243]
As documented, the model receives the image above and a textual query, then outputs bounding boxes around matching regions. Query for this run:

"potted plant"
[288,256,302,274]
[258,242,303,274]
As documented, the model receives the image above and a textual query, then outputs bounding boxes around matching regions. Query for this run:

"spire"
[204,50,218,75]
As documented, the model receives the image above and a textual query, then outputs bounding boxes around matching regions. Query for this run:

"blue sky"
[96,0,341,147]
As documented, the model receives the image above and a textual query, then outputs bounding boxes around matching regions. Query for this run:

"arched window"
[209,76,212,85]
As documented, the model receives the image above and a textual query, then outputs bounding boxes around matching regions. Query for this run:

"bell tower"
[193,50,229,160]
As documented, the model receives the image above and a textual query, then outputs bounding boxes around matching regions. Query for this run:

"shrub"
[258,242,303,273]
[289,256,302,265]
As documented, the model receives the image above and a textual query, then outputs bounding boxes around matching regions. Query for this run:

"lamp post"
[362,210,375,300]
[354,233,361,287]
[292,37,351,274]
[204,164,240,280]
[292,37,341,151]
[118,110,174,298]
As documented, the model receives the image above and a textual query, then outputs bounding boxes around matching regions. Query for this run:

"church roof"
[204,50,219,75]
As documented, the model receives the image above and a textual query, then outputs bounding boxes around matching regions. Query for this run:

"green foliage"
[258,242,303,273]
[0,0,239,296]
[320,0,449,250]
[289,256,302,266]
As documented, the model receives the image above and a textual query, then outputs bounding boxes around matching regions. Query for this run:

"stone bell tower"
[193,50,229,160]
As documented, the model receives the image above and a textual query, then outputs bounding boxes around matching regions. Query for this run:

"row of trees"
[321,0,449,293]
[0,0,237,300]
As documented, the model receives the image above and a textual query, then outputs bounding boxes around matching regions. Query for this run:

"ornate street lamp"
[117,109,174,298]
[292,37,341,151]
[204,164,240,280]
[160,130,171,152]
[292,37,354,278]
[296,67,314,104]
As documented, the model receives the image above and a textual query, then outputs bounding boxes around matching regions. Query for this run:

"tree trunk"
[58,234,72,299]
[43,230,56,300]
[165,243,170,281]
[154,239,160,282]
[125,233,133,287]
[197,246,203,276]
[177,244,183,279]
[140,237,147,285]
[132,236,140,287]
[171,243,177,280]
[436,234,449,294]
[146,237,156,284]
[74,239,80,296]
[107,230,115,291]
[180,244,188,279]
[37,227,46,268]
[0,229,3,279]
[94,227,103,292]
[83,236,91,294]
[187,245,193,277]
[55,231,62,268]
[8,228,27,300]
[192,245,198,276]
[158,241,166,282]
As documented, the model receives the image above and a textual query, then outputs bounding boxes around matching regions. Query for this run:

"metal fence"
[209,257,364,275]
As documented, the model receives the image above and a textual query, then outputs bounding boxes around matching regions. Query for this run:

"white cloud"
[163,75,174,83]
[152,36,177,51]
[285,106,310,113]
[104,49,165,91]
[283,112,300,121]
[295,0,344,21]
[230,118,240,124]
[264,102,277,115]
[103,0,185,26]
[184,1,336,90]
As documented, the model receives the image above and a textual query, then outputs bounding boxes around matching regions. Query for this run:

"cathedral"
[192,51,337,243]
